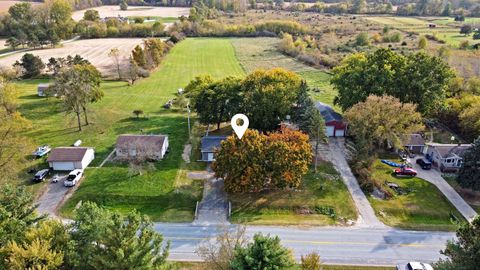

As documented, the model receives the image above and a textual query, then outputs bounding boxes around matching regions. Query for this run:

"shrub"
[460,40,470,50]
[301,252,322,270]
[313,205,336,218]
[355,32,370,46]
[107,26,119,37]
[133,17,144,24]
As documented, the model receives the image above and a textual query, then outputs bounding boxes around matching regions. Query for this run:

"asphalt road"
[154,223,454,266]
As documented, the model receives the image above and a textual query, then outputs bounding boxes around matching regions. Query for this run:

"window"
[446,159,452,163]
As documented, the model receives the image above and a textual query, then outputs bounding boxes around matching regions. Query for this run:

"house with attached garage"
[423,143,472,172]
[403,134,426,154]
[315,102,346,137]
[116,134,169,160]
[200,136,227,162]
[47,147,95,171]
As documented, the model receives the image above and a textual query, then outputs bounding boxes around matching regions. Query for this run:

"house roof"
[201,136,227,153]
[404,134,425,146]
[116,135,167,151]
[47,147,91,162]
[426,143,472,159]
[38,83,49,89]
[315,102,343,123]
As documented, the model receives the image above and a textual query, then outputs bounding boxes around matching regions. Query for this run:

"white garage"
[325,126,335,137]
[47,147,95,171]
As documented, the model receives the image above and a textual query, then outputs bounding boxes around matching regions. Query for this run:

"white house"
[423,143,472,172]
[47,147,95,171]
[116,134,169,160]
[37,83,50,97]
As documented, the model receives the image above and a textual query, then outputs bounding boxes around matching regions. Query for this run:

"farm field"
[368,157,465,231]
[0,38,143,77]
[16,38,244,221]
[72,5,190,21]
[230,163,358,226]
[0,1,42,14]
[230,37,337,107]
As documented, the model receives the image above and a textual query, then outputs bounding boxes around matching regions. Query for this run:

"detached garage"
[315,102,346,137]
[47,147,95,171]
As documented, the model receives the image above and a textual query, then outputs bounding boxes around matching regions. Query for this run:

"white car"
[397,262,434,270]
[64,169,83,187]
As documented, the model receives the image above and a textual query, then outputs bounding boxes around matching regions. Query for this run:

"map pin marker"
[231,114,249,139]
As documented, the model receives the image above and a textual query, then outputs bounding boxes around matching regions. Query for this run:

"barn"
[315,102,346,137]
[47,147,95,171]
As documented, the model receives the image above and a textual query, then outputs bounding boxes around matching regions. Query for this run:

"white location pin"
[231,114,249,139]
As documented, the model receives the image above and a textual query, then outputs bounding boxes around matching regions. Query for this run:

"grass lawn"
[16,38,245,221]
[230,37,338,107]
[229,162,357,226]
[444,175,480,213]
[172,262,394,270]
[368,157,464,231]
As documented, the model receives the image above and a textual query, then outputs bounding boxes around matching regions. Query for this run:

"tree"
[473,29,480,40]
[301,252,322,270]
[442,1,452,16]
[126,56,139,85]
[83,9,100,21]
[230,233,295,270]
[120,0,128,11]
[132,45,147,68]
[351,0,366,14]
[418,35,428,49]
[49,64,103,131]
[108,48,122,80]
[435,216,480,270]
[456,137,480,191]
[331,49,455,115]
[13,53,45,78]
[5,37,21,50]
[133,109,144,118]
[242,68,302,131]
[344,95,424,153]
[460,24,473,36]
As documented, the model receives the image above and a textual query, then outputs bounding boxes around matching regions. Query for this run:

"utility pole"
[187,103,191,142]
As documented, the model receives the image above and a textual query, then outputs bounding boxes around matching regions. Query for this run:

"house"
[116,134,169,160]
[37,83,50,97]
[315,102,346,137]
[200,136,227,162]
[423,143,472,172]
[47,147,95,171]
[403,134,426,154]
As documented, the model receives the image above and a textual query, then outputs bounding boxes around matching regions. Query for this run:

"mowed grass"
[16,38,245,221]
[230,162,357,226]
[230,37,337,107]
[368,158,464,231]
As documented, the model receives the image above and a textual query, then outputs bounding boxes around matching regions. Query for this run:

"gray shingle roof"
[427,143,472,159]
[47,147,90,162]
[315,102,343,123]
[404,134,425,146]
[116,135,167,152]
[201,136,227,153]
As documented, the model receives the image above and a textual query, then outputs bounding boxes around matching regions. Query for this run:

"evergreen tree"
[457,137,480,191]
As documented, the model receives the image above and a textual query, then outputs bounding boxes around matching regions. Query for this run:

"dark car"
[33,169,50,182]
[416,158,432,170]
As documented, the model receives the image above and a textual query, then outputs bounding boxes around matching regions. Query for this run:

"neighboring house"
[315,102,346,137]
[37,83,49,97]
[423,143,472,172]
[403,134,426,154]
[47,147,95,171]
[200,136,227,162]
[116,134,169,160]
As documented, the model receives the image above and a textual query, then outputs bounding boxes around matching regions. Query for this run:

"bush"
[355,32,370,46]
[133,17,144,24]
[301,252,322,270]
[137,67,150,78]
[313,205,336,218]
[169,31,185,43]
[107,26,119,37]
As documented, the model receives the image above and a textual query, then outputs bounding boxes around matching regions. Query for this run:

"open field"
[368,157,465,231]
[72,5,190,21]
[0,1,42,14]
[15,38,244,221]
[0,38,143,77]
[230,163,358,226]
[230,37,337,107]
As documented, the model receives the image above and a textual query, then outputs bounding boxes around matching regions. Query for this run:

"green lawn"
[368,157,465,231]
[16,38,245,221]
[230,37,337,107]
[230,162,357,226]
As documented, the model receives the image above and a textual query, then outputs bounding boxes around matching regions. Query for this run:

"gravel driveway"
[37,176,70,217]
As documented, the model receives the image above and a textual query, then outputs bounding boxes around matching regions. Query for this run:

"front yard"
[230,162,358,226]
[368,158,465,231]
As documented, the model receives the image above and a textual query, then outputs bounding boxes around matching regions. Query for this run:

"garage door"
[325,126,335,137]
[51,162,75,171]
[335,129,345,137]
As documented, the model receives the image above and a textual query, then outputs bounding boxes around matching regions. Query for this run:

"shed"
[403,134,425,154]
[315,102,346,137]
[116,134,169,160]
[37,83,50,97]
[200,136,227,162]
[47,147,95,171]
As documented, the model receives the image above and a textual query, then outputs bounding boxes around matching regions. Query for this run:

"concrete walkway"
[321,138,386,228]
[411,161,477,222]
[193,177,229,225]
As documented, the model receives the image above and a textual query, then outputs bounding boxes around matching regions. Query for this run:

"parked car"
[394,167,418,177]
[33,169,50,182]
[396,262,434,270]
[416,158,432,170]
[64,169,83,187]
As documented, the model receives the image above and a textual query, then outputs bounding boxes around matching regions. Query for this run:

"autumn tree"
[344,95,424,154]
[108,48,122,80]
[212,128,312,193]
[132,45,146,68]
[331,49,455,115]
[14,53,45,78]
[456,137,480,191]
[301,252,322,270]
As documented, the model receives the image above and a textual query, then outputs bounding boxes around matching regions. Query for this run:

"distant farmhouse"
[47,147,95,171]
[37,83,50,97]
[315,102,346,137]
[424,143,472,172]
[116,134,169,160]
[200,136,227,162]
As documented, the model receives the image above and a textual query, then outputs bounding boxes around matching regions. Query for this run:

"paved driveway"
[410,160,477,222]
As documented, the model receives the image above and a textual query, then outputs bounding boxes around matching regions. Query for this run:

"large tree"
[344,95,424,153]
[14,53,45,78]
[331,49,455,115]
[456,137,480,191]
